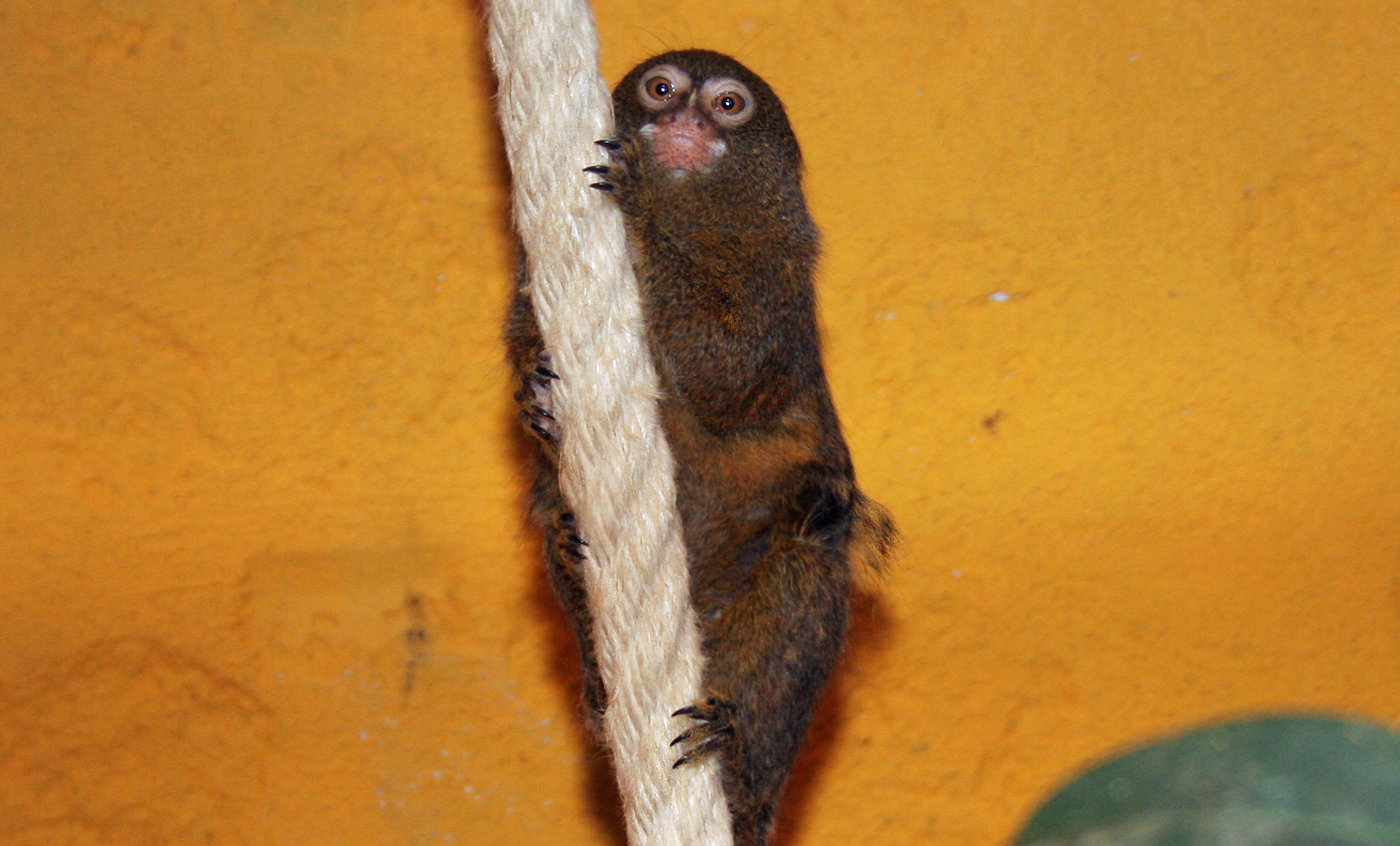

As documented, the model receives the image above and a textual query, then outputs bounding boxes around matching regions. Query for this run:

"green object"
[1015,714,1400,846]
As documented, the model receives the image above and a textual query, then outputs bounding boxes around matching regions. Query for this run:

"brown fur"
[505,50,895,846]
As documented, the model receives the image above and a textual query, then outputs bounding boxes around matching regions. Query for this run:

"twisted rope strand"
[486,3,733,843]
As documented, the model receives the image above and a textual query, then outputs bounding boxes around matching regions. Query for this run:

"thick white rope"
[486,3,733,844]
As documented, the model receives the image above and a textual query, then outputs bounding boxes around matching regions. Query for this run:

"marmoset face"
[611,50,803,179]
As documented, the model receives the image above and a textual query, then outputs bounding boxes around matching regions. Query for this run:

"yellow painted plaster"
[2,1,1397,844]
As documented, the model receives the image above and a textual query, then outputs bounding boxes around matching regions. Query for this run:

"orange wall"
[2,1,1398,844]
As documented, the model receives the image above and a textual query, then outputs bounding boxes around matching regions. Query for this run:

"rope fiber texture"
[486,2,734,844]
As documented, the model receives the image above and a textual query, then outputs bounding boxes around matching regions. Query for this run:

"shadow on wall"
[1012,714,1400,846]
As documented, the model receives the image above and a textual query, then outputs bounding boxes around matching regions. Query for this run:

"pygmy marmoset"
[506,49,895,846]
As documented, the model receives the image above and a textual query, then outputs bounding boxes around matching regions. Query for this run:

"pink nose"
[656,107,706,130]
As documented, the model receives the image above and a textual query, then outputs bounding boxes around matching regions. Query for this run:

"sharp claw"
[531,405,555,421]
[566,534,588,546]
[595,139,622,151]
[672,705,722,721]
[670,729,693,747]
[583,164,610,175]
[590,182,615,193]
[529,422,554,441]
[671,734,728,769]
[535,365,560,380]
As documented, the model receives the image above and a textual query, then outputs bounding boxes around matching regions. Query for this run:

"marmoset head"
[612,50,803,179]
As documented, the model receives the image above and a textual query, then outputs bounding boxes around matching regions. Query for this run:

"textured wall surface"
[2,1,1397,844]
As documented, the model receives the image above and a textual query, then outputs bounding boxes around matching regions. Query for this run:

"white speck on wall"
[988,291,1011,302]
